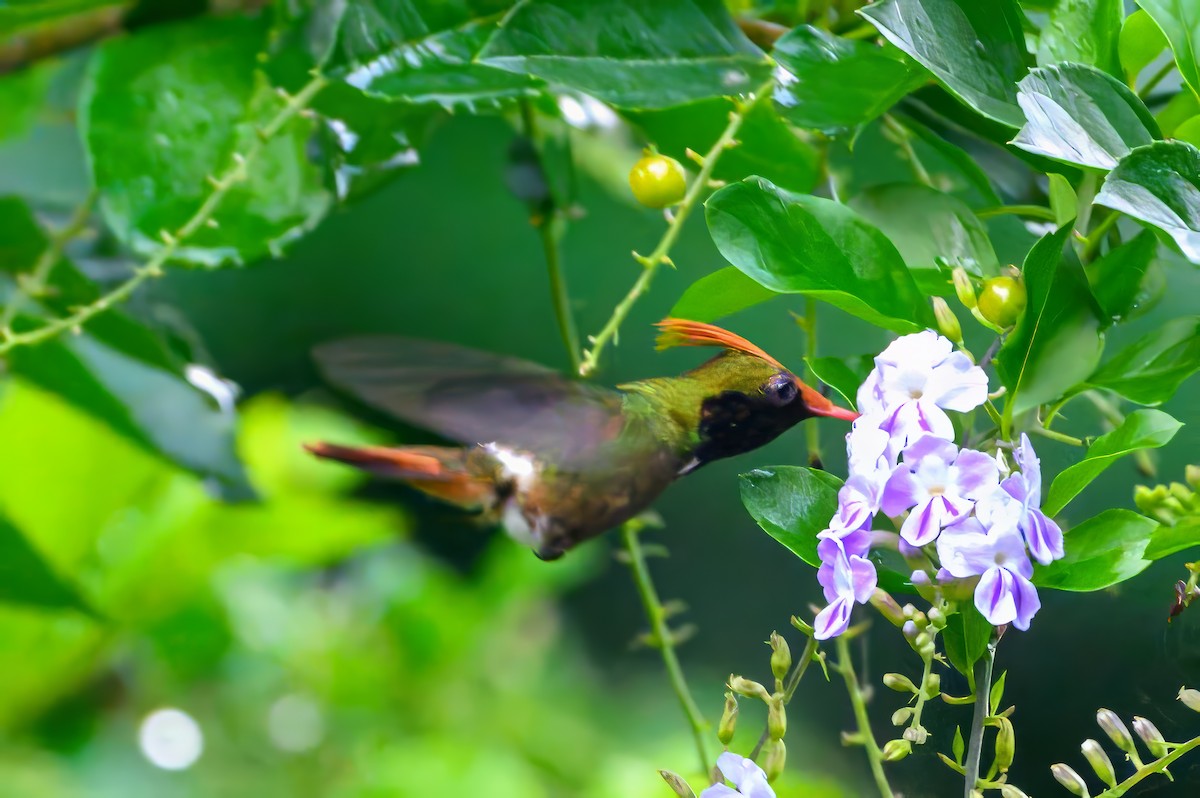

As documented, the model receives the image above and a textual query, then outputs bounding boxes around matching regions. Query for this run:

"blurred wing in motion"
[314,337,626,463]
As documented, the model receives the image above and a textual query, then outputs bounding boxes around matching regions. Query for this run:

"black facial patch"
[689,387,814,470]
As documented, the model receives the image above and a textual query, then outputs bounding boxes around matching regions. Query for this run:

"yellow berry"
[977,276,1027,329]
[629,154,686,208]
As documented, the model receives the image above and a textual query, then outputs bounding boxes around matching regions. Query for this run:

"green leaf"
[1135,0,1200,99]
[1144,518,1200,560]
[80,16,331,267]
[942,602,993,682]
[858,0,1028,128]
[1086,230,1158,323]
[1037,0,1123,77]
[0,198,251,496]
[1011,63,1159,170]
[326,0,541,109]
[0,0,128,40]
[1095,141,1200,263]
[1034,509,1158,590]
[804,355,875,411]
[0,512,87,612]
[669,267,779,323]
[1087,317,1200,405]
[1043,409,1183,516]
[705,177,935,333]
[1048,173,1078,227]
[625,99,820,193]
[771,25,927,133]
[952,726,965,763]
[0,59,56,142]
[479,0,771,109]
[996,225,1105,415]
[739,466,842,567]
[847,183,1000,293]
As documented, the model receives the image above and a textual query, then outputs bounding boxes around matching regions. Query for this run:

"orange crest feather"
[654,318,785,370]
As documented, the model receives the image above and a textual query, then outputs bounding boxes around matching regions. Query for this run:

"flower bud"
[953,268,977,310]
[1132,716,1168,758]
[659,770,697,798]
[870,589,906,627]
[718,692,738,745]
[1096,709,1136,756]
[1186,464,1200,490]
[924,673,942,698]
[994,717,1015,773]
[883,673,919,694]
[1080,739,1115,788]
[882,738,912,761]
[1178,686,1200,712]
[891,707,914,726]
[927,606,947,630]
[932,297,963,344]
[767,697,787,740]
[902,725,928,744]
[769,631,791,682]
[790,615,814,637]
[1000,785,1030,798]
[902,620,920,643]
[1051,763,1091,797]
[764,739,786,782]
[729,675,770,701]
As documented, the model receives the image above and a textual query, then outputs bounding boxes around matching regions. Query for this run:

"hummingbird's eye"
[764,373,798,406]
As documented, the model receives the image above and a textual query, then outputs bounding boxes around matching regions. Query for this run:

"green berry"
[629,154,686,208]
[977,276,1027,329]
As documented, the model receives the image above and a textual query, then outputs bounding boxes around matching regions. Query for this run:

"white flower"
[700,752,775,798]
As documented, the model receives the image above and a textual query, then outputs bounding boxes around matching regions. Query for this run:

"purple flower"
[846,414,899,480]
[882,436,1000,547]
[1001,434,1064,565]
[857,331,988,446]
[700,752,775,798]
[814,536,877,640]
[937,518,1042,631]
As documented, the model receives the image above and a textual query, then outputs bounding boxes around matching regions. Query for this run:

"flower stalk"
[834,635,894,798]
[964,638,997,797]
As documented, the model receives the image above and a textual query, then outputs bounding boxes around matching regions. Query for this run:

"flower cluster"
[813,331,1064,640]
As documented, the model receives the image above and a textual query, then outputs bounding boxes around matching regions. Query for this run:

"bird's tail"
[304,442,494,510]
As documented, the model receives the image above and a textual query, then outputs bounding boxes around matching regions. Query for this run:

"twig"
[620,523,711,775]
[963,638,996,797]
[1098,734,1200,797]
[0,189,97,337]
[1029,426,1086,447]
[577,78,775,377]
[750,635,819,761]
[883,114,933,188]
[975,205,1059,222]
[835,635,894,798]
[0,72,328,356]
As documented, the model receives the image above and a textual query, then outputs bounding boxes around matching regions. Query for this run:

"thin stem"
[975,205,1059,222]
[804,297,821,468]
[577,78,775,377]
[620,523,710,775]
[0,73,328,355]
[750,635,819,761]
[1074,173,1098,260]
[1137,59,1177,100]
[0,189,97,336]
[908,649,935,738]
[1099,734,1200,797]
[883,114,933,188]
[1029,426,1087,447]
[835,636,893,798]
[963,639,997,798]
[1081,210,1121,263]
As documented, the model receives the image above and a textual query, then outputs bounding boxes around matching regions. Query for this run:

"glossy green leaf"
[1011,63,1159,170]
[0,198,251,496]
[847,183,1000,292]
[625,99,820,193]
[1095,141,1200,263]
[1136,0,1200,98]
[1088,317,1200,405]
[1086,229,1158,323]
[1037,0,1123,77]
[669,267,779,323]
[739,466,842,566]
[1048,173,1078,227]
[0,512,87,612]
[771,25,927,132]
[1034,509,1157,591]
[0,59,56,141]
[705,177,935,333]
[80,16,331,267]
[327,0,540,109]
[858,0,1028,127]
[942,602,993,682]
[804,355,874,411]
[900,117,1003,207]
[996,225,1105,414]
[0,0,128,40]
[1144,518,1200,560]
[479,0,771,109]
[1043,409,1183,516]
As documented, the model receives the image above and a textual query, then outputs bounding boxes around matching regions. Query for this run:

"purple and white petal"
[952,448,1001,498]
[1023,509,1064,565]
[922,350,989,412]
[975,567,1019,627]
[707,753,776,798]
[1010,570,1042,631]
[814,596,854,640]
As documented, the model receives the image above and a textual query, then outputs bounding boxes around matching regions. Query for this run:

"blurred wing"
[314,337,626,461]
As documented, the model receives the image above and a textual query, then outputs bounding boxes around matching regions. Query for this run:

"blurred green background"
[3,69,1200,797]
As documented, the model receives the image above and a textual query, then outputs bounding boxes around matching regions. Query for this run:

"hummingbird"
[305,319,857,560]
